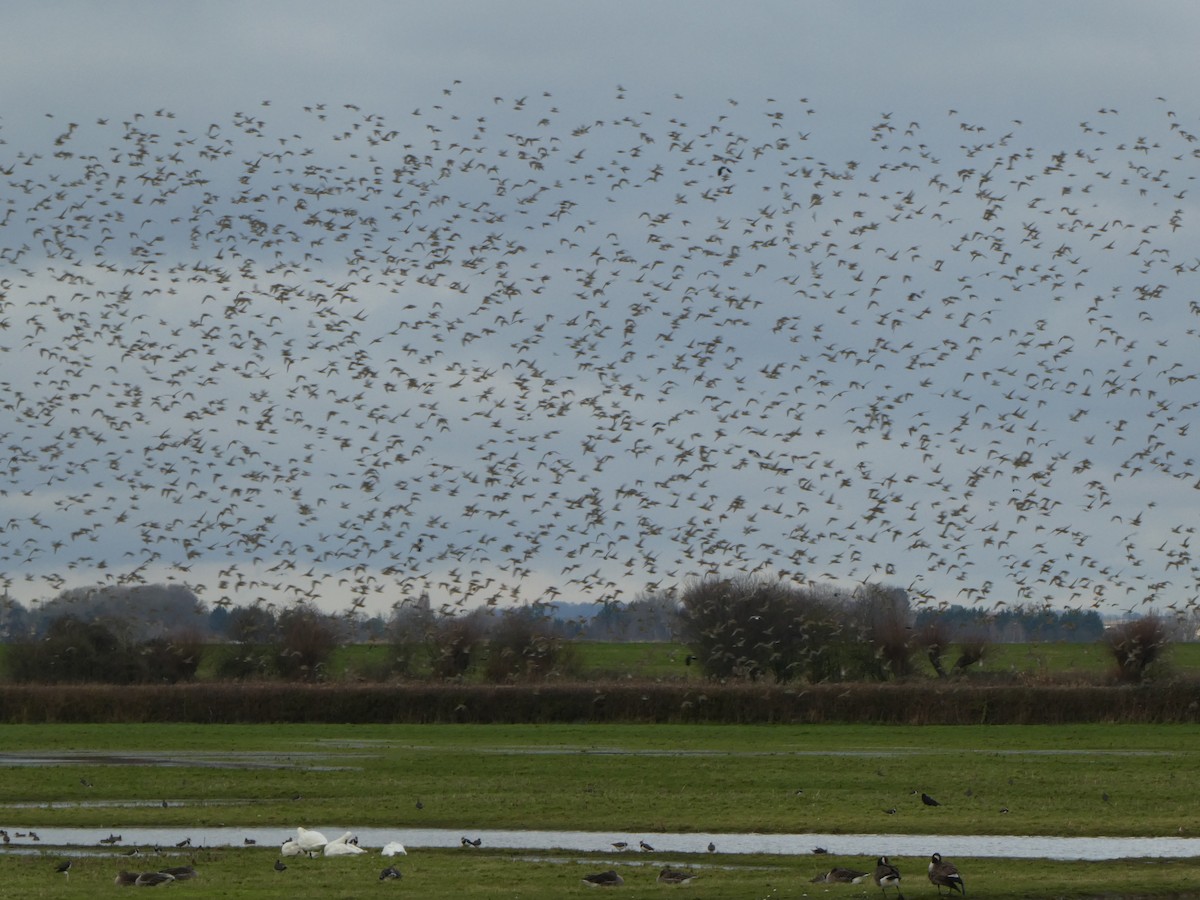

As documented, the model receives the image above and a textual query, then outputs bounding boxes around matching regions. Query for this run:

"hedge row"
[1,680,1199,724]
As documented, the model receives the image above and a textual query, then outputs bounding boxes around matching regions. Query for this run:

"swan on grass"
[324,832,366,856]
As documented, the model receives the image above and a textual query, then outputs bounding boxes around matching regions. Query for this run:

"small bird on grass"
[274,859,287,872]
[928,853,965,896]
[921,792,941,807]
[638,840,654,851]
[56,859,72,879]
[380,865,403,881]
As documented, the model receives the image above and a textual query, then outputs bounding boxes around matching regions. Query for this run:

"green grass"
[3,723,1200,897]
[4,847,1200,900]
[1,723,1199,836]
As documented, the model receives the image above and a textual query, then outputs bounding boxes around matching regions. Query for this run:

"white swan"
[324,831,366,856]
[295,827,328,855]
[280,838,305,857]
[381,841,408,857]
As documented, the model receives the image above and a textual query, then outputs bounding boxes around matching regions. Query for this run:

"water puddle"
[0,827,1197,861]
[0,751,359,771]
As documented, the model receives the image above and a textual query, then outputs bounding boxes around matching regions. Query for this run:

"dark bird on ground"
[274,859,287,872]
[461,836,482,847]
[56,859,72,879]
[707,842,716,852]
[380,865,403,881]
[928,853,965,896]
[160,866,196,880]
[874,856,904,899]
[813,846,829,854]
[657,867,696,884]
[921,792,940,807]
[582,869,624,887]
[244,837,257,845]
[812,867,868,884]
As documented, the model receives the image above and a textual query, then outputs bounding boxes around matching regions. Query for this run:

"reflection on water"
[1,827,1198,860]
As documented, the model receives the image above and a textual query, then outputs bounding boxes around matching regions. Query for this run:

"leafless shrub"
[1105,615,1169,682]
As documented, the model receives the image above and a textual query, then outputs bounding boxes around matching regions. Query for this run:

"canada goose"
[657,867,696,884]
[582,869,625,887]
[811,867,869,884]
[874,856,904,899]
[928,853,965,896]
[379,865,403,881]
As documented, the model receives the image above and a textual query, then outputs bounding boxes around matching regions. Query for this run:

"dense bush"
[276,604,339,681]
[4,615,202,684]
[1105,615,1170,682]
[483,607,581,682]
[678,576,859,682]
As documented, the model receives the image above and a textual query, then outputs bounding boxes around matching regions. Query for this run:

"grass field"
[2,722,1199,897]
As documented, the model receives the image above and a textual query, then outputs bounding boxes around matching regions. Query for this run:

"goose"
[274,859,287,873]
[874,856,904,900]
[812,867,869,884]
[160,866,196,881]
[295,827,328,855]
[114,870,139,886]
[582,869,624,887]
[324,831,366,856]
[657,867,696,884]
[381,841,408,857]
[928,853,965,896]
[135,871,175,886]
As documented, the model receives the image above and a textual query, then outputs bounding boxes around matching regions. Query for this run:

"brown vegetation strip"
[1,681,1200,725]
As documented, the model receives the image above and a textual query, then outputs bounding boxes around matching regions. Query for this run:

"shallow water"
[2,827,1198,860]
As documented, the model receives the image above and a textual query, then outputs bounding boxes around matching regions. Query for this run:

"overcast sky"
[4,2,1200,621]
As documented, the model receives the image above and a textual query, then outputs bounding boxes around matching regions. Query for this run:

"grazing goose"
[928,853,965,896]
[582,869,625,887]
[381,841,408,857]
[657,867,696,884]
[874,856,904,899]
[811,867,869,884]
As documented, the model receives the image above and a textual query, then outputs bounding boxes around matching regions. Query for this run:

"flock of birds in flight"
[3,85,1200,620]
